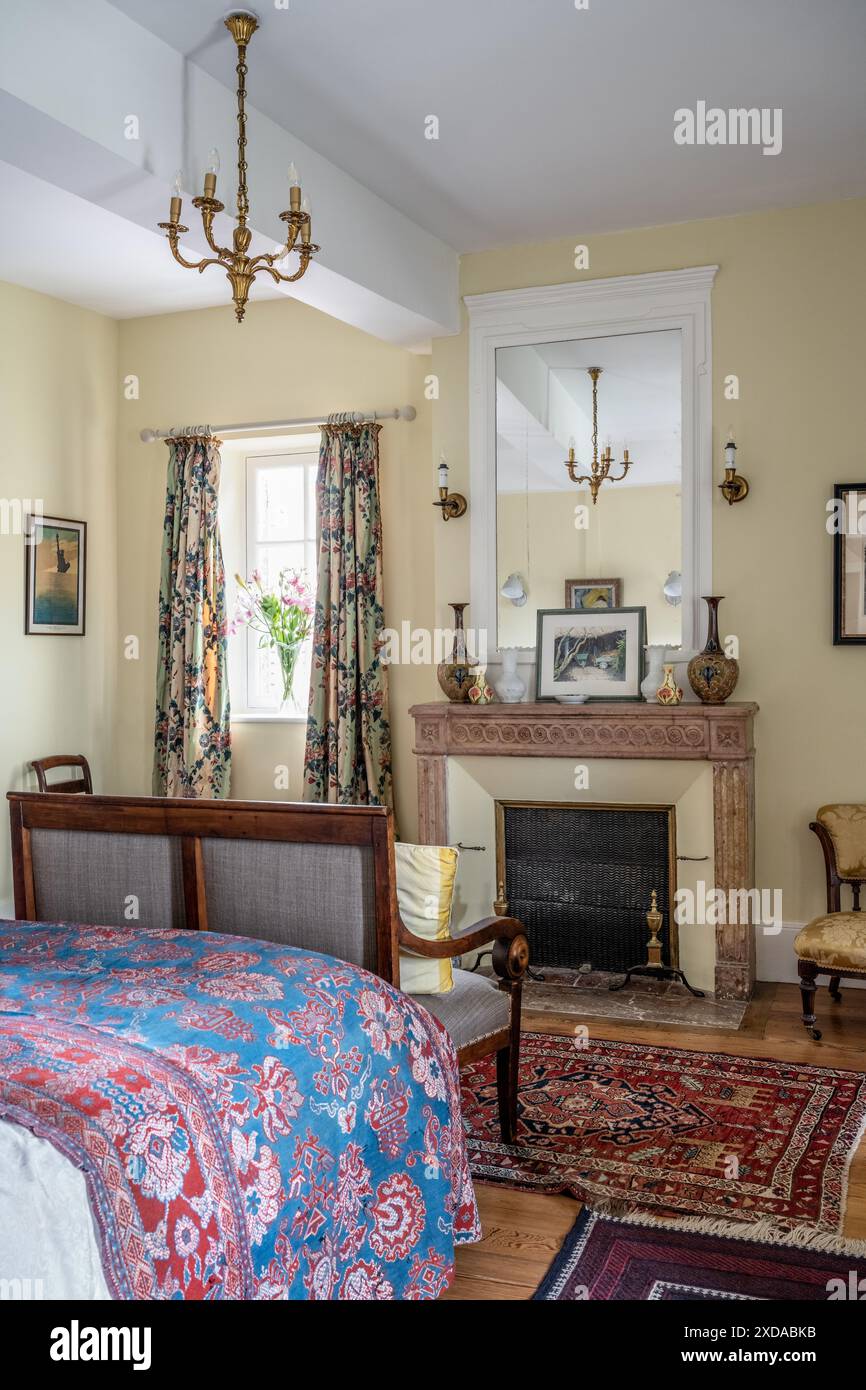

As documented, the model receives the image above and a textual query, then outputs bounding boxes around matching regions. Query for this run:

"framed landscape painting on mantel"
[24,514,87,635]
[535,606,646,702]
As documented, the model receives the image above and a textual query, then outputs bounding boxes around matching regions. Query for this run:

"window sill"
[232,712,307,725]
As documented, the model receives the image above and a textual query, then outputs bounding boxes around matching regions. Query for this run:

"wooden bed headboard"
[6,793,402,984]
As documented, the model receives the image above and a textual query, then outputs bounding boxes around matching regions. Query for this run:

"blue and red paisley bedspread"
[0,922,479,1299]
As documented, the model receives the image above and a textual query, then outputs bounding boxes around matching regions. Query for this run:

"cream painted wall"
[497,484,681,648]
[432,198,866,935]
[114,296,438,839]
[0,281,118,911]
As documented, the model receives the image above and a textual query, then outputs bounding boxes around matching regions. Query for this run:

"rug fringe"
[593,1205,866,1258]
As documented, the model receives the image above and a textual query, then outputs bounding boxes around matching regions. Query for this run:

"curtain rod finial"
[400,406,417,421]
[140,428,157,444]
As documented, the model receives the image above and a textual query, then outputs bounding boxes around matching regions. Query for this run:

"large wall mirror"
[496,328,682,651]
[468,267,717,671]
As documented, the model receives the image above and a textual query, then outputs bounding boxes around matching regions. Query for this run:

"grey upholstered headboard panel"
[29,829,185,930]
[200,838,378,969]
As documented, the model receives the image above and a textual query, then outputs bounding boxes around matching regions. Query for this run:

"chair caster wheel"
[810,1027,822,1041]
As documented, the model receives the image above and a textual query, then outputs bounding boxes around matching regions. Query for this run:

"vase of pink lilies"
[232,568,315,705]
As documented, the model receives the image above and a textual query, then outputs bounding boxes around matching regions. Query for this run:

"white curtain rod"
[139,405,416,444]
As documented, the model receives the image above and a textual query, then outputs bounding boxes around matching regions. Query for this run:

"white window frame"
[240,446,318,718]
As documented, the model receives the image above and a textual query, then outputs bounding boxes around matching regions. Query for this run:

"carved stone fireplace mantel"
[409,701,758,1001]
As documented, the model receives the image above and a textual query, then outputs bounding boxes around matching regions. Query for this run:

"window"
[240,450,318,716]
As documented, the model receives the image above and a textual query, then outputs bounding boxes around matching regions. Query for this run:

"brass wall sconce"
[434,454,467,521]
[719,433,749,505]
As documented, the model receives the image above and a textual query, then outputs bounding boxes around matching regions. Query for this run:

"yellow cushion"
[395,843,458,995]
[794,913,866,972]
[816,804,866,878]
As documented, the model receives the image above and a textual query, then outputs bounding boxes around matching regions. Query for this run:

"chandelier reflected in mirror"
[158,10,319,323]
[564,367,633,505]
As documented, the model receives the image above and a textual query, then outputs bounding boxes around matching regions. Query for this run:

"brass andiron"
[158,11,319,322]
[564,368,633,505]
[609,889,705,997]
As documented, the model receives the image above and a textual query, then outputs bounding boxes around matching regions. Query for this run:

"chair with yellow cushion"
[794,805,866,1040]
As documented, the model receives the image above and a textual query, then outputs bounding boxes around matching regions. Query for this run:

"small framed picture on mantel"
[833,484,866,645]
[535,606,646,702]
[24,514,87,636]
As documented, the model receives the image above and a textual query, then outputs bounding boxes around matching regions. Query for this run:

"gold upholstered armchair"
[795,805,866,1040]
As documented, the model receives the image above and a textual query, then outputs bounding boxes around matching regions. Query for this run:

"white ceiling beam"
[0,0,458,345]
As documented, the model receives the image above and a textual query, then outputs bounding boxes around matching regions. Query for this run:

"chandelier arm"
[607,462,633,484]
[195,256,231,276]
[200,218,232,261]
[164,236,218,273]
[274,255,314,284]
[254,263,287,286]
[250,229,300,270]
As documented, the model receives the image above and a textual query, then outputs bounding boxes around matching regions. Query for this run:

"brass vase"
[687,596,739,704]
[437,602,476,702]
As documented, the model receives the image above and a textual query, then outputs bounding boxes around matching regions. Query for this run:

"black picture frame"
[535,605,647,702]
[24,513,87,636]
[832,483,866,645]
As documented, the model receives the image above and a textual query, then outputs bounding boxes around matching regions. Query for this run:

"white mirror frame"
[467,265,718,669]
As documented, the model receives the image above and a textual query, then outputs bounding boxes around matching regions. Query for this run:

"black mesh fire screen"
[497,801,676,974]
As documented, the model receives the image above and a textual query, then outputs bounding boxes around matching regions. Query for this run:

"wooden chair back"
[30,754,93,796]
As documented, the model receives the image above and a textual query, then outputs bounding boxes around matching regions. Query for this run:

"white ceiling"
[109,0,866,252]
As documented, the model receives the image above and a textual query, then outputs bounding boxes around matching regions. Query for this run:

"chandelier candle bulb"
[288,163,302,211]
[204,147,220,197]
[301,195,311,244]
[438,454,449,489]
[169,171,183,224]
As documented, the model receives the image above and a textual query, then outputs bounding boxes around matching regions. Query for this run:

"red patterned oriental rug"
[461,1034,866,1250]
[533,1209,866,1301]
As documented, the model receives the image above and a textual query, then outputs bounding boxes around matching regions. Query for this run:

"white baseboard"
[757,921,866,989]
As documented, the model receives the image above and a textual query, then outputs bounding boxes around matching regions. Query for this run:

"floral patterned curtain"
[303,418,393,806]
[153,431,231,798]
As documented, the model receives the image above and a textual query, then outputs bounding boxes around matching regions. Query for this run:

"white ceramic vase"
[494,649,527,704]
[641,645,667,702]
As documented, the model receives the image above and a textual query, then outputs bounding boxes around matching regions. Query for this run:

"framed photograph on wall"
[24,514,87,635]
[564,577,622,610]
[535,606,646,702]
[833,484,866,645]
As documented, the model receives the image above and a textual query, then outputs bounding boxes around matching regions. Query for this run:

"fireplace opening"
[494,800,677,974]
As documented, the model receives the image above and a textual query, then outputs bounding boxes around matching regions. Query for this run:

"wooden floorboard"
[443,981,866,1301]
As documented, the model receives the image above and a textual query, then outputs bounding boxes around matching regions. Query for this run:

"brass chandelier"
[564,368,633,504]
[158,10,319,323]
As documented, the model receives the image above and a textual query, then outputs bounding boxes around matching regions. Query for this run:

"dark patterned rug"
[462,1033,866,1247]
[534,1208,866,1300]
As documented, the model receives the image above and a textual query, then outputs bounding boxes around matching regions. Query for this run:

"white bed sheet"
[0,1120,110,1299]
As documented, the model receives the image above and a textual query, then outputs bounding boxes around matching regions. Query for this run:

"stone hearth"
[409,701,758,1001]
[520,968,748,1030]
